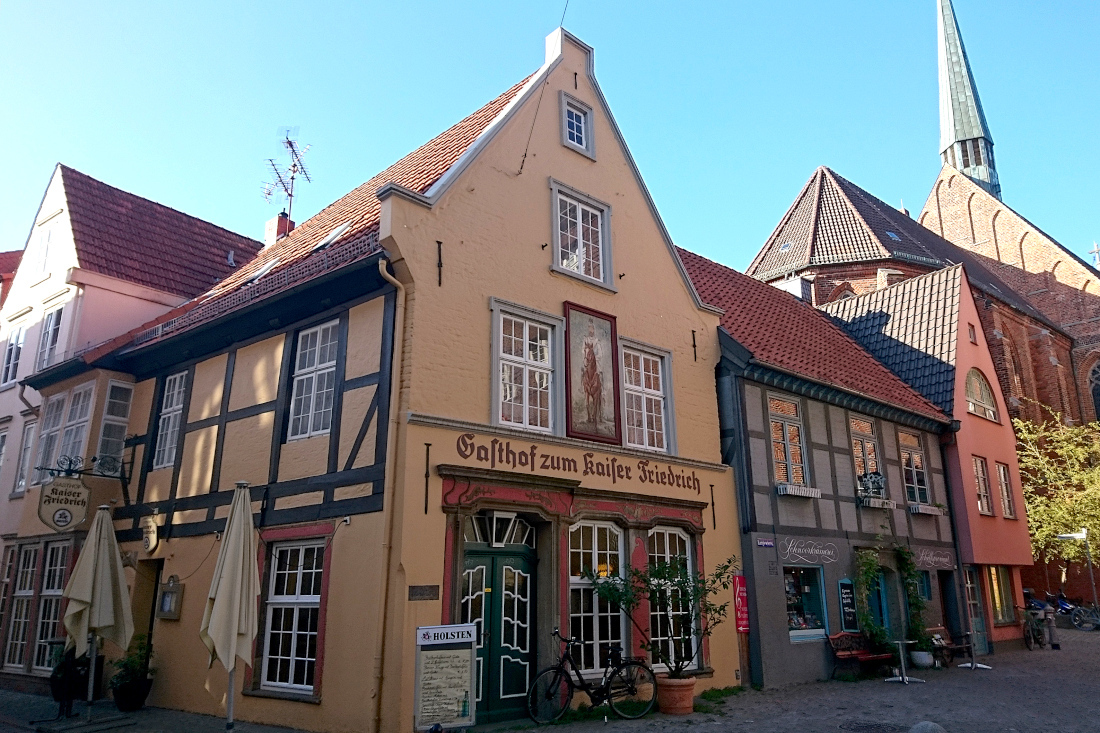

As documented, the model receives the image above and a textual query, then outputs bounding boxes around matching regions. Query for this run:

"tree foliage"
[1013,407,1100,565]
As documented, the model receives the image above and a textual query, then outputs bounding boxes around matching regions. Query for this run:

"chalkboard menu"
[415,624,477,730]
[838,579,859,632]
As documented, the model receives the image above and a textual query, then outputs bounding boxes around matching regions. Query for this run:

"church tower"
[937,0,1001,199]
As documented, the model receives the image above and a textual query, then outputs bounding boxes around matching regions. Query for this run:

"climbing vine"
[852,549,890,651]
[895,545,933,651]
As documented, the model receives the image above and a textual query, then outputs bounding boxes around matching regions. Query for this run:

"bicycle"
[526,628,657,724]
[1070,604,1100,631]
[1017,606,1047,650]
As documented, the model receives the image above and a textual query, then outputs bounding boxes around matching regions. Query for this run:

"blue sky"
[1,1,1097,271]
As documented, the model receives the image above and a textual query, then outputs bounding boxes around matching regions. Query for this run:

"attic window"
[778,242,792,252]
[312,221,352,252]
[886,231,901,242]
[559,92,595,160]
[247,259,280,284]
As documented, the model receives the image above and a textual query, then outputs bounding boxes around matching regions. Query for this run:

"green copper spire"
[937,0,1001,199]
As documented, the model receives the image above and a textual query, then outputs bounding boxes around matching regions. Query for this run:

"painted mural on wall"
[565,303,621,444]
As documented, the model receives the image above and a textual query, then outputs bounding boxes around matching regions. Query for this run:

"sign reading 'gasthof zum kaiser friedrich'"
[38,476,90,532]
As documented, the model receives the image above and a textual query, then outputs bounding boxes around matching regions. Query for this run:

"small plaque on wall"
[409,585,440,601]
[156,575,184,620]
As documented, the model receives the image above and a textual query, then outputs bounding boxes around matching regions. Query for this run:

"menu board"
[414,624,476,730]
[838,579,859,632]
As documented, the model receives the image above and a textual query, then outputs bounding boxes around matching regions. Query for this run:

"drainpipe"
[372,258,406,733]
[939,420,976,650]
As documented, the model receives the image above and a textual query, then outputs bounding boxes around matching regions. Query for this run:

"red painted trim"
[563,302,623,446]
[441,515,456,624]
[559,525,571,641]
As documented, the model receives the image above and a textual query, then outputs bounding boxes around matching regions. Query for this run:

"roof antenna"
[262,127,312,221]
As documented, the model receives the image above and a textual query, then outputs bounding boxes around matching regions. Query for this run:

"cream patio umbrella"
[199,482,260,733]
[62,504,135,720]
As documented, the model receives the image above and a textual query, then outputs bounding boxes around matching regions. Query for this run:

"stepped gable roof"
[822,265,964,415]
[59,165,262,298]
[124,73,534,349]
[677,247,947,424]
[745,166,1051,326]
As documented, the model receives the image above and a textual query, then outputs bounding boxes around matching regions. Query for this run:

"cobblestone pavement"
[2,630,1097,733]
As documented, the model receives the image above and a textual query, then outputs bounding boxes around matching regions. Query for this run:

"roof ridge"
[746,169,821,276]
[820,168,891,260]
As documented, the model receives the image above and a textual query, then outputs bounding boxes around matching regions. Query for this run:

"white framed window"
[0,547,15,645]
[288,321,339,440]
[996,462,1016,519]
[559,92,595,159]
[0,431,7,479]
[973,456,993,515]
[647,527,696,671]
[34,396,67,484]
[4,546,39,668]
[153,372,187,469]
[768,395,806,486]
[549,181,614,291]
[899,431,929,504]
[36,308,64,371]
[13,422,36,495]
[965,369,998,422]
[96,382,134,475]
[57,383,94,466]
[262,541,325,693]
[499,314,553,432]
[33,543,69,670]
[623,347,667,451]
[568,522,623,672]
[2,326,25,384]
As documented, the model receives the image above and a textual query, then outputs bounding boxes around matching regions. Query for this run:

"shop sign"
[414,623,476,730]
[455,432,704,494]
[733,575,749,632]
[38,476,89,532]
[838,578,859,632]
[778,538,838,564]
[913,547,955,570]
[141,515,160,553]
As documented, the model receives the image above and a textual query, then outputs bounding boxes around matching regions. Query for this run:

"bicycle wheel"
[1023,624,1035,650]
[1071,607,1095,630]
[1035,622,1047,648]
[527,667,573,724]
[607,661,657,720]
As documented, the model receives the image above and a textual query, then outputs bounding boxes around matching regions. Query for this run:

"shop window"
[899,431,929,504]
[987,566,1014,625]
[34,396,67,483]
[647,528,696,671]
[784,566,826,640]
[498,312,554,432]
[13,422,35,495]
[4,546,39,667]
[32,543,69,670]
[965,369,998,421]
[973,456,993,515]
[768,395,806,486]
[2,325,25,385]
[96,382,134,475]
[623,348,668,452]
[152,372,187,469]
[996,463,1016,519]
[568,522,623,672]
[36,307,64,371]
[261,541,325,693]
[850,416,881,495]
[288,321,339,440]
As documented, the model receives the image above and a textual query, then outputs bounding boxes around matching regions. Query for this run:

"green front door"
[460,547,536,722]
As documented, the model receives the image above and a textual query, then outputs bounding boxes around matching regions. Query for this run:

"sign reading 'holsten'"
[455,433,703,493]
[38,476,89,533]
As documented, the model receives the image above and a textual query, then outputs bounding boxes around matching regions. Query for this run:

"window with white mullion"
[623,349,666,451]
[96,383,134,475]
[2,326,25,384]
[557,195,603,282]
[0,547,14,644]
[57,384,94,466]
[36,308,63,371]
[4,546,39,668]
[262,542,325,692]
[32,543,69,670]
[899,431,929,504]
[288,321,339,440]
[14,422,37,495]
[568,522,623,672]
[34,396,67,484]
[647,528,696,671]
[153,372,187,469]
[499,315,552,432]
[566,104,586,148]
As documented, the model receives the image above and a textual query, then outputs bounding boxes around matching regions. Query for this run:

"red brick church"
[747,0,1100,600]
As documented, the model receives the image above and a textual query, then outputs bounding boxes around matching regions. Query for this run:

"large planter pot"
[909,651,934,669]
[655,675,696,715]
[112,678,152,712]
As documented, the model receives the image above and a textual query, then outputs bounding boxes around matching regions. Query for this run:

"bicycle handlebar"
[551,627,582,645]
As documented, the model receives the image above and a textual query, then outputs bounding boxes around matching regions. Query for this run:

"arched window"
[1090,361,1100,421]
[965,369,999,421]
[1005,341,1024,399]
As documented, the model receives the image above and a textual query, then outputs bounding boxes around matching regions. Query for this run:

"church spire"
[937,0,1001,199]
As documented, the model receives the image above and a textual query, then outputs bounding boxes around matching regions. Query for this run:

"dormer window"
[559,92,595,159]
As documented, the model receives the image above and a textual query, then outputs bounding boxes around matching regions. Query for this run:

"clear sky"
[1,1,1096,271]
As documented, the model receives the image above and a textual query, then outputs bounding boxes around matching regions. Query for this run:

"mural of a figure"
[566,304,620,443]
[582,321,603,425]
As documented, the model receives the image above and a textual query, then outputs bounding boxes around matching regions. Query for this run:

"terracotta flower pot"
[655,674,696,715]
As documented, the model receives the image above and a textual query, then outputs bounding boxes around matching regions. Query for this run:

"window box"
[857,494,896,510]
[775,483,820,499]
[908,504,946,516]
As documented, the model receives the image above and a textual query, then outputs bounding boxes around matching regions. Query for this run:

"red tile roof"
[677,247,948,423]
[128,74,534,348]
[59,166,263,298]
[0,250,23,275]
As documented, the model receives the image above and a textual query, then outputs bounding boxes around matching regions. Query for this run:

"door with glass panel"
[459,513,536,723]
[963,566,989,654]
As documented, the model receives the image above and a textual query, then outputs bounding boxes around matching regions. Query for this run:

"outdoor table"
[885,639,925,684]
[956,631,992,670]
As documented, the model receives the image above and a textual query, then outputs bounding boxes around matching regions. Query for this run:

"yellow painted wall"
[229,336,284,412]
[187,352,227,421]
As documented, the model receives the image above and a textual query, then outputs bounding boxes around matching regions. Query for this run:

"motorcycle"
[1046,591,1075,615]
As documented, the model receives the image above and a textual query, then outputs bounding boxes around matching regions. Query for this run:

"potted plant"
[908,634,935,669]
[585,555,739,715]
[109,635,154,712]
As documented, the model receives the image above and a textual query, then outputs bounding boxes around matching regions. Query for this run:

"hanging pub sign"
[414,623,476,730]
[38,476,89,532]
[141,515,160,553]
[838,578,859,632]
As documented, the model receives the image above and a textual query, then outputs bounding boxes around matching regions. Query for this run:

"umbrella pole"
[86,634,96,722]
[226,667,235,732]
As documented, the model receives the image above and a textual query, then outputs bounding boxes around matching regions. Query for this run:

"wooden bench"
[827,632,894,679]
[928,626,971,667]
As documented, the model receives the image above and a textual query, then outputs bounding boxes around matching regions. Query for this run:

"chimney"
[264,211,294,247]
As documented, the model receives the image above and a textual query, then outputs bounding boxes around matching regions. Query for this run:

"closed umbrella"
[199,482,259,733]
[63,504,135,720]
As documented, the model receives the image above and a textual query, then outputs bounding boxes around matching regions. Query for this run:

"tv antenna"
[262,127,312,221]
